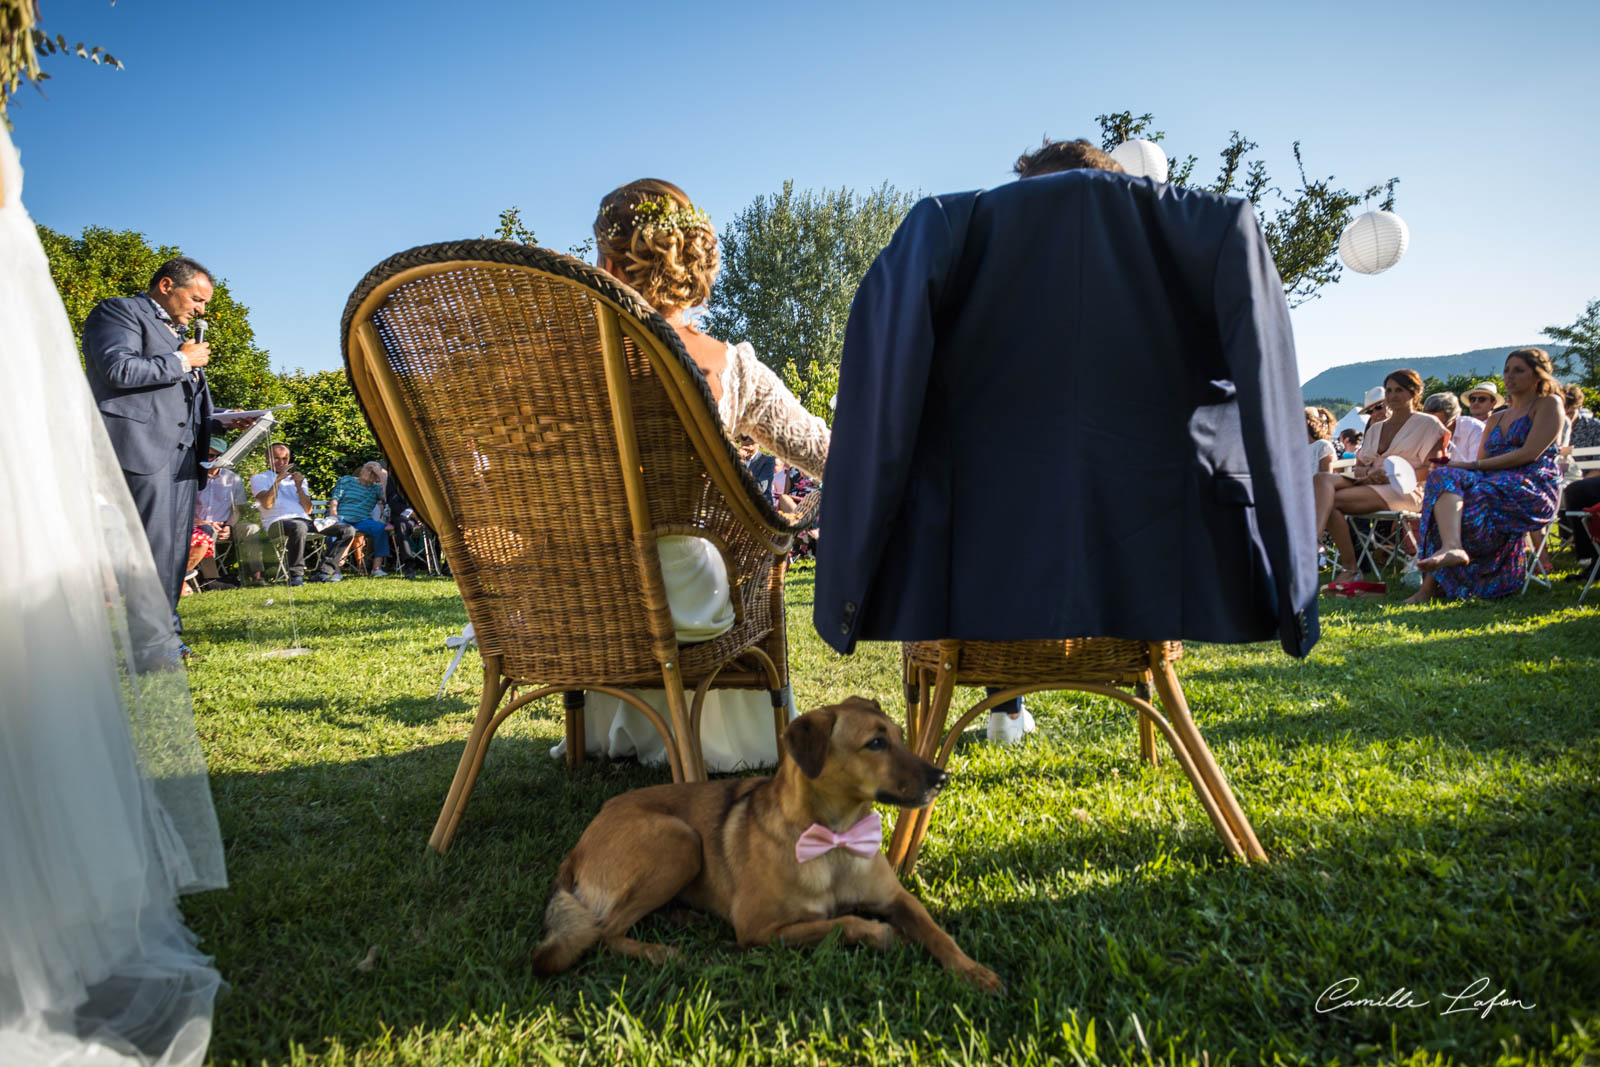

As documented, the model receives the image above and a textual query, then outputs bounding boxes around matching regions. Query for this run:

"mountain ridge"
[1301,345,1570,405]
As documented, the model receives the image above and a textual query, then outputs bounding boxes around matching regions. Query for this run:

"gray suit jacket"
[82,295,215,477]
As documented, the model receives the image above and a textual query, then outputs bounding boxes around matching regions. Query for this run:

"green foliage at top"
[179,568,1600,1066]
[702,181,917,379]
[271,369,380,495]
[1302,395,1354,415]
[778,357,840,426]
[1096,111,1399,308]
[1544,298,1600,389]
[490,205,538,245]
[1423,372,1504,404]
[490,205,594,261]
[37,223,282,412]
[1,0,121,124]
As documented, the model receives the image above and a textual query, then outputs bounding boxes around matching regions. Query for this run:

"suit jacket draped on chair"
[815,169,1320,659]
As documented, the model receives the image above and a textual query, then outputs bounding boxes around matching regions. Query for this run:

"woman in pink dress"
[1313,369,1445,594]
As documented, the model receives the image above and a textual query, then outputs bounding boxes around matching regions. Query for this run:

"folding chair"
[1522,524,1555,593]
[1566,510,1600,604]
[1349,509,1421,577]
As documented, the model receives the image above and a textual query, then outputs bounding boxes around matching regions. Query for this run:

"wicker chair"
[340,241,809,852]
[887,638,1267,875]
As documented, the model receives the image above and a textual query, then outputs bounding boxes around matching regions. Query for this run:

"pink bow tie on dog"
[794,812,882,862]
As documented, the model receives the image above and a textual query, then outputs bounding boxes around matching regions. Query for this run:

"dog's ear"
[783,708,837,779]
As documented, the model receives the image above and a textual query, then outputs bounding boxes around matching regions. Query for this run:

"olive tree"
[1095,111,1400,307]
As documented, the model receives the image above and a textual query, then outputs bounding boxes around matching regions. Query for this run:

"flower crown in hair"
[602,195,711,240]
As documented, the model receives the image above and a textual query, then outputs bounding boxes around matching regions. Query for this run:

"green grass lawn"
[180,564,1600,1066]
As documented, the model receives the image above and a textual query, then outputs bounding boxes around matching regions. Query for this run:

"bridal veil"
[0,122,227,1065]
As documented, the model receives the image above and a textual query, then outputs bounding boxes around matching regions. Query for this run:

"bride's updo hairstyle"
[593,178,719,314]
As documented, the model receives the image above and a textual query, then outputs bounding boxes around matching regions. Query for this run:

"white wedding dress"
[0,124,227,1065]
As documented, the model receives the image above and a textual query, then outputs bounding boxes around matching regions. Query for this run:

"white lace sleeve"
[716,342,831,480]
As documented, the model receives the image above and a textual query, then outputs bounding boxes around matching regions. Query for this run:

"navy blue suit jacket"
[815,170,1320,658]
[82,295,215,477]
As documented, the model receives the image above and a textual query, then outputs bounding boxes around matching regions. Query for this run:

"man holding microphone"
[82,257,249,660]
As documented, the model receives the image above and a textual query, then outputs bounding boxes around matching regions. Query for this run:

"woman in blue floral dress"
[1405,348,1566,602]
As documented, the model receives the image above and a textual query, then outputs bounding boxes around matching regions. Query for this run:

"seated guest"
[1567,384,1600,450]
[1464,380,1502,422]
[1556,384,1596,481]
[740,435,777,498]
[1338,428,1363,460]
[384,473,428,579]
[184,436,249,589]
[1557,385,1600,571]
[1559,471,1600,572]
[1422,391,1484,465]
[1405,349,1565,602]
[315,461,391,581]
[552,178,829,772]
[249,443,318,586]
[1306,406,1336,473]
[1314,370,1444,593]
[783,465,820,562]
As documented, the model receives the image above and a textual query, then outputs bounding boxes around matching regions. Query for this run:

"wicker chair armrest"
[788,488,822,532]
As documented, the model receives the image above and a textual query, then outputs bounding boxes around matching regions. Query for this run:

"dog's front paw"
[844,916,897,950]
[637,943,679,965]
[955,960,1005,994]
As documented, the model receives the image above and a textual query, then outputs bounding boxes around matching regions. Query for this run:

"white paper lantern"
[1109,138,1169,182]
[1338,210,1410,275]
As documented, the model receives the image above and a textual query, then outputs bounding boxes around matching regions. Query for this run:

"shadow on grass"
[191,723,1598,1066]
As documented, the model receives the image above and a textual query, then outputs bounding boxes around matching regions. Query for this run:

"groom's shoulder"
[86,293,154,325]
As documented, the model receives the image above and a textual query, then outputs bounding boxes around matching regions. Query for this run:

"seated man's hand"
[214,411,260,429]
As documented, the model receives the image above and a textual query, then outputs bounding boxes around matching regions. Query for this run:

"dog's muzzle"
[876,766,948,808]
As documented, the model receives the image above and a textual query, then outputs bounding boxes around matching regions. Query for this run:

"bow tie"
[794,811,882,863]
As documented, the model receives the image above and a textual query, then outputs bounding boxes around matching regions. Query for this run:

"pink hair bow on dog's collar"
[794,812,883,863]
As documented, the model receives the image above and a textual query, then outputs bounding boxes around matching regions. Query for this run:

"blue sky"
[12,0,1598,386]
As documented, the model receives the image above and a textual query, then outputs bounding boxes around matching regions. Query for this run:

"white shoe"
[986,705,1037,745]
[372,567,388,578]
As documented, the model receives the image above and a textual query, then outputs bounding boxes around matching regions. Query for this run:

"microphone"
[193,318,208,344]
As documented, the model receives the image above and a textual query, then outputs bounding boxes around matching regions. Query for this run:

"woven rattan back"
[341,241,791,686]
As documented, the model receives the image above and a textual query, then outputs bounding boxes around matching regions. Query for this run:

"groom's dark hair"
[149,257,213,292]
[1013,137,1123,180]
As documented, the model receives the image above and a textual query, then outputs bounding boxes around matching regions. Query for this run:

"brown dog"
[531,697,1002,991]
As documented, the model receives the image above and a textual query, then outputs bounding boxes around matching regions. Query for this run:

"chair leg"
[564,690,586,769]
[659,661,706,782]
[429,656,511,853]
[1135,677,1159,767]
[1149,657,1266,862]
[888,655,961,874]
[770,685,791,759]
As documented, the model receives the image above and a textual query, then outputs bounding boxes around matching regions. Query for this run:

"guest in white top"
[1422,392,1484,465]
[248,443,319,585]
[1306,406,1336,474]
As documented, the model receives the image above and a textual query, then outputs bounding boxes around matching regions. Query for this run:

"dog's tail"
[531,864,603,976]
